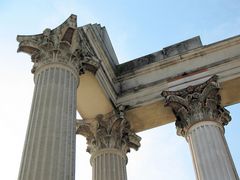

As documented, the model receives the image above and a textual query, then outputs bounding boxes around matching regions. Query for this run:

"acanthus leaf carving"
[162,75,231,136]
[76,107,141,154]
[17,15,100,75]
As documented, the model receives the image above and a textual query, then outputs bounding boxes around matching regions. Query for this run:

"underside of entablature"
[124,76,240,132]
[76,27,240,133]
[114,35,240,132]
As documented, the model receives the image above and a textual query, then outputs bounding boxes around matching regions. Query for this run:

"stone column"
[162,76,239,180]
[76,107,141,180]
[17,15,83,180]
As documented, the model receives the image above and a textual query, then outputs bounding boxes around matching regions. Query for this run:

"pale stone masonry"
[17,14,240,180]
[17,15,81,180]
[162,76,239,180]
[76,106,141,180]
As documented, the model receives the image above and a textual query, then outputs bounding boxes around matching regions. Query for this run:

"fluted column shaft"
[16,15,84,180]
[162,76,239,180]
[91,149,127,180]
[76,109,141,180]
[187,121,238,180]
[18,65,78,180]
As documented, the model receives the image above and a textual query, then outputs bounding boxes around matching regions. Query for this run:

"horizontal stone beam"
[76,24,240,132]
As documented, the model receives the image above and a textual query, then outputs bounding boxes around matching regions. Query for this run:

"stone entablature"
[17,14,240,133]
[16,14,239,180]
[72,19,240,132]
[116,36,202,75]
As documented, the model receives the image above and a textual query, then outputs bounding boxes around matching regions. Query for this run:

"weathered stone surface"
[116,36,202,75]
[17,14,240,180]
[76,106,141,154]
[73,22,240,132]
[76,107,141,180]
[162,75,231,136]
[17,14,100,76]
[162,76,239,180]
[18,64,78,180]
[17,15,82,75]
[187,121,239,180]
[90,149,128,180]
[17,15,84,180]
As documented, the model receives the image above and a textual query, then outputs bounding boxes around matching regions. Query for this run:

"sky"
[0,0,239,179]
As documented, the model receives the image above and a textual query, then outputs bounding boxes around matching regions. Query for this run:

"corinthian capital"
[76,106,141,154]
[17,14,100,75]
[162,75,231,136]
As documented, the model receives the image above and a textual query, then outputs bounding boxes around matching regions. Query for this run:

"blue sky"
[0,0,239,179]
